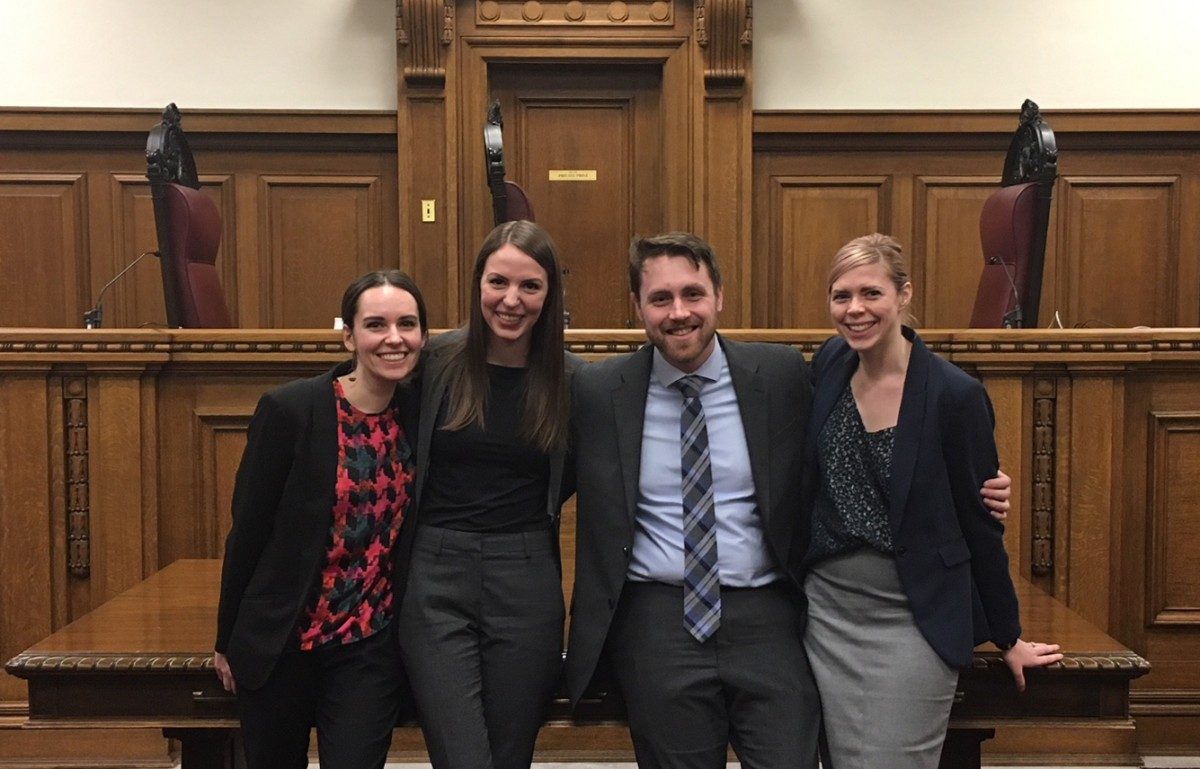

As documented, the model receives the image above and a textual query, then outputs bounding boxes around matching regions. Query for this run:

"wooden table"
[6,559,1150,768]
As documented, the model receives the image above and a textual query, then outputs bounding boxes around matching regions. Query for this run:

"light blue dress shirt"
[627,341,782,587]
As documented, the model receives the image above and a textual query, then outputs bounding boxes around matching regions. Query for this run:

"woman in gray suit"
[397,220,578,769]
[802,234,1061,769]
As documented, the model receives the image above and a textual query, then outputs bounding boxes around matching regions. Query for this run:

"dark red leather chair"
[146,104,232,328]
[484,101,536,225]
[970,100,1057,328]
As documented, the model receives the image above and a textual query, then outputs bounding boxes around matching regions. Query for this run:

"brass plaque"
[548,169,597,181]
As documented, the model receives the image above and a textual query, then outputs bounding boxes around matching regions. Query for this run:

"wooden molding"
[696,0,751,86]
[473,0,675,26]
[397,0,455,84]
[6,652,213,673]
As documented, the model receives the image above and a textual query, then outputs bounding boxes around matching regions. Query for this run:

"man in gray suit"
[564,232,819,769]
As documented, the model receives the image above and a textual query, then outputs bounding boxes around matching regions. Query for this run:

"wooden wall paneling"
[1146,410,1200,630]
[397,0,456,327]
[193,407,254,559]
[700,91,752,327]
[258,175,383,328]
[759,174,890,328]
[1180,171,1200,327]
[1125,375,1200,753]
[1064,372,1124,630]
[1058,176,1180,328]
[695,0,752,327]
[402,95,454,326]
[977,374,1027,570]
[108,173,164,328]
[912,177,996,328]
[138,374,161,577]
[0,372,55,703]
[458,39,692,329]
[489,63,665,328]
[234,171,263,328]
[155,375,292,568]
[81,370,155,612]
[0,174,89,328]
[1051,375,1073,598]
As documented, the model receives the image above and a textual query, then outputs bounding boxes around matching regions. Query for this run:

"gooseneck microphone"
[83,250,157,329]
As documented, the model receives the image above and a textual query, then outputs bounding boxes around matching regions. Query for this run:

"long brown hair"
[442,220,568,453]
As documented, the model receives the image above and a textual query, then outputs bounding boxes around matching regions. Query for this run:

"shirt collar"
[651,335,725,390]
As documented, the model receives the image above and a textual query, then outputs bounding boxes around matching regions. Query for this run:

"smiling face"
[633,254,724,373]
[828,260,911,353]
[479,243,549,363]
[342,284,425,388]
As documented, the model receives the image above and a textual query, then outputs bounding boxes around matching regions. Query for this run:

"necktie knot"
[675,375,704,400]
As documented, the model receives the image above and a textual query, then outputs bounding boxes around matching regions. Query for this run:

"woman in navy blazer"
[802,234,1061,769]
[214,270,427,769]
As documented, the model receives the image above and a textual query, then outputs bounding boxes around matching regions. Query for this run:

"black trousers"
[397,526,564,769]
[606,580,821,769]
[237,627,403,769]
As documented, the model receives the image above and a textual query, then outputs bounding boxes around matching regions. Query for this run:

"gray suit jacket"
[563,334,814,706]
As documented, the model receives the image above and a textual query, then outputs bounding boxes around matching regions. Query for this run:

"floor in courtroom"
[358,762,1200,769]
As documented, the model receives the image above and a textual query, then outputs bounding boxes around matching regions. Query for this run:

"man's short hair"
[628,232,723,297]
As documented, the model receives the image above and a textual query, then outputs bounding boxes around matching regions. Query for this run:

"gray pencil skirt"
[804,547,959,769]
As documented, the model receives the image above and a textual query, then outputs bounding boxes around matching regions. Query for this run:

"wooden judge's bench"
[2,327,1198,766]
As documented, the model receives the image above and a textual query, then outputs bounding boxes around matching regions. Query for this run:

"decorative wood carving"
[696,0,751,86]
[397,0,454,85]
[474,0,673,26]
[63,377,89,579]
[1032,377,1056,575]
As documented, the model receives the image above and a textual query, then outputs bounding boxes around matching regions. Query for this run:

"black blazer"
[806,327,1021,668]
[564,335,813,706]
[215,361,418,690]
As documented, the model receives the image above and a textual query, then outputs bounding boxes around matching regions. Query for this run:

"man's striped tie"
[674,375,720,643]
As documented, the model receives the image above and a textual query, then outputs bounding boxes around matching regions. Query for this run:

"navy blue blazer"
[806,327,1021,668]
[215,361,419,690]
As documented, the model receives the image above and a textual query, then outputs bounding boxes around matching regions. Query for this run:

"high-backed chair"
[970,99,1058,328]
[146,104,232,328]
[484,101,535,225]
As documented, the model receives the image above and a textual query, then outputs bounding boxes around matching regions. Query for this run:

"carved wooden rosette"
[696,0,751,86]
[64,377,90,579]
[474,0,674,25]
[1032,377,1056,575]
[397,0,454,84]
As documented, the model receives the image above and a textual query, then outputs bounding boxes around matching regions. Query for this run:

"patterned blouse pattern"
[809,383,896,563]
[298,379,414,650]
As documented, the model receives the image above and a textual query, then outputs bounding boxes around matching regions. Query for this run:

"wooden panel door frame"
[456,39,693,326]
[396,0,754,327]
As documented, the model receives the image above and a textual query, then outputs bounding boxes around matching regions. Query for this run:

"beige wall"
[0,0,396,109]
[3,1,1200,111]
[756,0,1200,109]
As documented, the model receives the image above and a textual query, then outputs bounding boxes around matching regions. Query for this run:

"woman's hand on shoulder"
[980,469,1012,520]
[213,651,237,694]
[1003,639,1063,691]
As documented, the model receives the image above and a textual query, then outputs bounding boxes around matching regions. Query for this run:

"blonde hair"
[828,233,915,325]
[828,233,909,293]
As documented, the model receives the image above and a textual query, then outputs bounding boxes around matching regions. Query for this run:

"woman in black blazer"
[213,270,427,769]
[396,220,578,769]
[802,234,1061,769]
